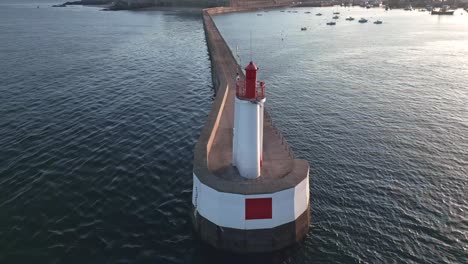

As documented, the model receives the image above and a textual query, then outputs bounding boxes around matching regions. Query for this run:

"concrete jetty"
[192,7,310,253]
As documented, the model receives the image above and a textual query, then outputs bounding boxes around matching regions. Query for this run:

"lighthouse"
[232,61,265,179]
[192,22,310,251]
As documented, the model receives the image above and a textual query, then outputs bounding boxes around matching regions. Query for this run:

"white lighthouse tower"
[232,61,266,179]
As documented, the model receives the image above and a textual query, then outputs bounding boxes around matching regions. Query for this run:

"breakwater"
[191,7,310,252]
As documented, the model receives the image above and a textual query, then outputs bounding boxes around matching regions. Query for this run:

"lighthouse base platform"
[191,204,310,253]
[191,158,310,253]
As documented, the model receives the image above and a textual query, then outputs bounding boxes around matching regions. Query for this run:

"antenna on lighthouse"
[236,44,241,66]
[249,31,252,61]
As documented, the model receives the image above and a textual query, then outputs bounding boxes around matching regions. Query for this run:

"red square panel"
[245,198,272,220]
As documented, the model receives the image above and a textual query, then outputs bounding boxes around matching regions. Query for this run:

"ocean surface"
[0,2,466,263]
[214,7,468,263]
[0,2,213,263]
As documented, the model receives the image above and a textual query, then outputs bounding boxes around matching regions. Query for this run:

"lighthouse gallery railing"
[235,80,266,101]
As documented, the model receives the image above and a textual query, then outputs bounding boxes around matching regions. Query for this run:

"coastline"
[127,6,204,12]
[52,0,291,11]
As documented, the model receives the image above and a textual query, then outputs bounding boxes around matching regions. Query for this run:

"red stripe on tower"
[245,198,272,220]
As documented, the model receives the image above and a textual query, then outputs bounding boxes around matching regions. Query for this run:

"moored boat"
[316,13,322,16]
[345,16,355,21]
[358,18,368,23]
[431,5,455,15]
[333,15,339,19]
[374,20,383,24]
[326,21,336,25]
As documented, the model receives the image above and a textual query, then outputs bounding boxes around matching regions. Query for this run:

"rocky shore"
[52,0,112,7]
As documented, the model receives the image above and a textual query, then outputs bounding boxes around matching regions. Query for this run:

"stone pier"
[191,7,310,253]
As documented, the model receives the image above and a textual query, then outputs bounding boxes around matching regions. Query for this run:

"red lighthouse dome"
[235,61,265,100]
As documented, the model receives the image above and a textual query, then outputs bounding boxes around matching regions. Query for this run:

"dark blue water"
[0,2,214,263]
[214,7,468,263]
[1,2,467,263]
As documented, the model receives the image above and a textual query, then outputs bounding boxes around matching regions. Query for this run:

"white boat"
[358,18,368,23]
[345,16,355,21]
[404,4,413,11]
[374,20,383,24]
[333,15,339,19]
[431,5,455,15]
[326,21,336,25]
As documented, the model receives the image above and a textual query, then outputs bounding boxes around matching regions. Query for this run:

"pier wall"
[193,10,235,172]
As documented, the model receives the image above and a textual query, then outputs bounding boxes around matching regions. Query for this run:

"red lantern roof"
[245,61,258,71]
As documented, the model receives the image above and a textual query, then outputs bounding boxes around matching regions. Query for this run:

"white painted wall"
[232,98,265,179]
[232,98,240,166]
[192,172,310,230]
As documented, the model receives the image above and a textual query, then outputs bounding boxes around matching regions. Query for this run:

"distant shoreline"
[52,1,468,12]
[52,1,111,8]
[106,6,204,12]
[52,0,228,11]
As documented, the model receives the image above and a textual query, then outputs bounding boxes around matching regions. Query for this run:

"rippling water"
[214,7,468,263]
[0,3,213,263]
[1,2,467,263]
